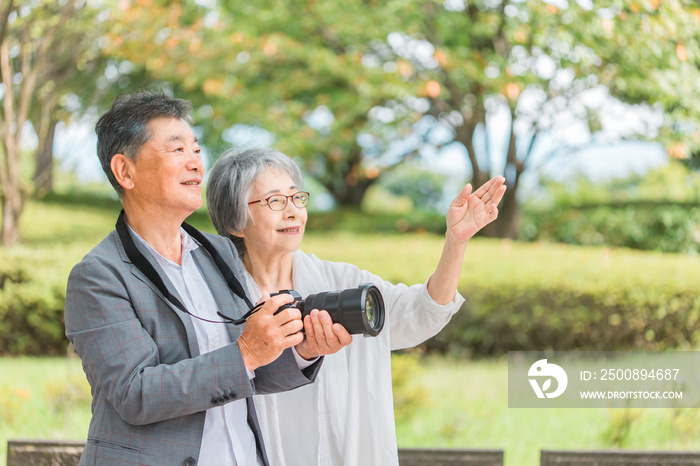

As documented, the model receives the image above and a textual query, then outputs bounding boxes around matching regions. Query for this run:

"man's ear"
[110,154,135,191]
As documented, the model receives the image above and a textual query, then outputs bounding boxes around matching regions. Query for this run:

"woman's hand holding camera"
[295,309,353,360]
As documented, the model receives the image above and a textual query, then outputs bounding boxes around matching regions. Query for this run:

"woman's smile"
[277,226,301,234]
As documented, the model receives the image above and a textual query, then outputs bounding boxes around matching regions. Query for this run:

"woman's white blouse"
[246,250,464,466]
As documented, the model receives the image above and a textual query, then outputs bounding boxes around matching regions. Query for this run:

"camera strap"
[115,210,255,325]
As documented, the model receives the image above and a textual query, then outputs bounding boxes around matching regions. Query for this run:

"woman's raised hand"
[446,176,507,244]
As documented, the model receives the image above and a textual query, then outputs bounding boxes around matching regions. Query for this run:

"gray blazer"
[65,228,320,466]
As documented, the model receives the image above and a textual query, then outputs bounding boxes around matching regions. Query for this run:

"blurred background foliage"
[102,0,700,239]
[521,162,700,253]
[4,0,700,246]
[2,0,700,358]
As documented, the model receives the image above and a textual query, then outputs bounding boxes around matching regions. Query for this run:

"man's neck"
[123,203,188,265]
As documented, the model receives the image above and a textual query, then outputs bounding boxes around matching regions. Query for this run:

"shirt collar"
[127,223,200,267]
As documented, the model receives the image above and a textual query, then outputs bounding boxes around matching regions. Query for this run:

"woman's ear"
[229,229,245,239]
[110,154,136,191]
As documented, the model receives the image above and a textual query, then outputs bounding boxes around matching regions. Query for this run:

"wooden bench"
[541,449,700,465]
[398,447,504,465]
[7,440,504,466]
[7,439,85,466]
[18,441,700,466]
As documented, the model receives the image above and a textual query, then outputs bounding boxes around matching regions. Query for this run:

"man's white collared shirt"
[130,226,261,466]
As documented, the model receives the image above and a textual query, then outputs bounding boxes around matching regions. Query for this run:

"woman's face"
[239,168,308,256]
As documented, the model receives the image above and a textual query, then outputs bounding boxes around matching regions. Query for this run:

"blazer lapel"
[114,231,202,357]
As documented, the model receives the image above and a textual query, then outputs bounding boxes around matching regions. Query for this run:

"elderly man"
[64,91,351,466]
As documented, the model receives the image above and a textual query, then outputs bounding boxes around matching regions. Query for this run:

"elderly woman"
[207,147,506,466]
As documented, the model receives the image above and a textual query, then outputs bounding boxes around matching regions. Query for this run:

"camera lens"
[364,288,381,332]
[298,283,384,336]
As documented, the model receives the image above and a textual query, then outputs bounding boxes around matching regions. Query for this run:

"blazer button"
[218,396,226,404]
[184,457,196,466]
[211,398,219,405]
[229,392,237,399]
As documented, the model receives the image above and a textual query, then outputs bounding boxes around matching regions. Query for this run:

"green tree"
[108,0,699,238]
[607,2,700,169]
[359,0,699,237]
[106,0,418,206]
[0,0,112,246]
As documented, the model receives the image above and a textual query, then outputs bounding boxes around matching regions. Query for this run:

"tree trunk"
[33,119,57,197]
[467,105,522,239]
[320,143,379,207]
[485,107,522,239]
[477,175,518,239]
[0,132,24,247]
[1,191,22,246]
[485,183,519,238]
[328,177,375,206]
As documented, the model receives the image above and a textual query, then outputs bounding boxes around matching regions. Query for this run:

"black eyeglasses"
[248,191,310,211]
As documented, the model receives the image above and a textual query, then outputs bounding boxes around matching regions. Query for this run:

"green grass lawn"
[0,357,91,466]
[11,199,700,306]
[396,356,700,465]
[2,356,700,466]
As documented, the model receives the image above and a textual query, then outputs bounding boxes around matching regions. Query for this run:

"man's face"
[126,117,204,216]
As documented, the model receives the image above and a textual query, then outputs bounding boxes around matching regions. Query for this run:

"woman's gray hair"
[207,147,304,256]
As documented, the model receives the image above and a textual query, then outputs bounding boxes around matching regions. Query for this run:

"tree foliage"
[106,0,700,239]
[105,0,418,205]
[0,1,109,246]
[588,1,700,160]
[0,0,158,246]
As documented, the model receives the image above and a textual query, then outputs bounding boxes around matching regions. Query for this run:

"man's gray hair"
[207,147,304,257]
[95,90,193,197]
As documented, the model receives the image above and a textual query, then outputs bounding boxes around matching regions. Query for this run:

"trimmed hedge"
[306,208,446,235]
[0,247,75,355]
[520,164,700,254]
[425,284,700,357]
[521,202,700,254]
[1,199,122,356]
[304,233,700,357]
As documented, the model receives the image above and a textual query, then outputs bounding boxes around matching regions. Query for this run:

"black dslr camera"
[272,283,385,337]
